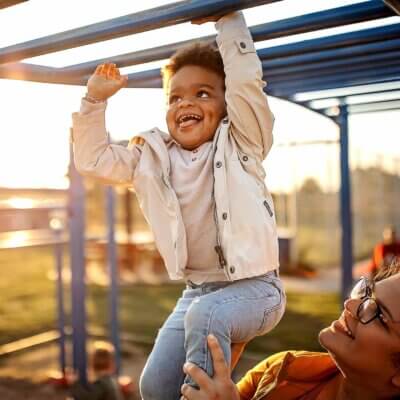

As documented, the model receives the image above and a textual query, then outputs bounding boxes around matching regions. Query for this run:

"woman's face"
[319,274,400,392]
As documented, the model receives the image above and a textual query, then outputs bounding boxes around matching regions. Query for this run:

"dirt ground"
[0,341,147,399]
[0,376,69,400]
[0,340,258,399]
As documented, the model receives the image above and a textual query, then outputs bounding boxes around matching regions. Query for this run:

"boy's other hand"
[180,335,241,400]
[87,63,128,101]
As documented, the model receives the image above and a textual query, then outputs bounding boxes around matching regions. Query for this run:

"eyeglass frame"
[350,277,386,325]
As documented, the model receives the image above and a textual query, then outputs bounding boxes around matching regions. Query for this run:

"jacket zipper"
[211,138,227,270]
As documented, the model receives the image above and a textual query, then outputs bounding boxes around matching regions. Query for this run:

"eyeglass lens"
[358,298,379,323]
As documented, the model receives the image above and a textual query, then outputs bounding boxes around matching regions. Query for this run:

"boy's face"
[166,65,226,150]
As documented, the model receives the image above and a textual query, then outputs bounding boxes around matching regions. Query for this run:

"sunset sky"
[0,0,399,192]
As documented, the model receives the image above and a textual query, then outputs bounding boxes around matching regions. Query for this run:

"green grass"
[0,247,340,355]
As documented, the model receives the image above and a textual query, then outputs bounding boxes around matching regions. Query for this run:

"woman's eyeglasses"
[350,277,387,325]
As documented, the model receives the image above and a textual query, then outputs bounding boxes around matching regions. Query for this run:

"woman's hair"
[161,42,225,93]
[374,257,400,380]
[374,257,400,282]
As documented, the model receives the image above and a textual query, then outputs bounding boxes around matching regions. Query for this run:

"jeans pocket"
[257,287,286,335]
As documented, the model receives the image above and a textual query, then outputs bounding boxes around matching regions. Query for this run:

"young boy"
[69,341,124,400]
[72,11,285,400]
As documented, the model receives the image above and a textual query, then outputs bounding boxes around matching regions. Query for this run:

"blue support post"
[68,137,88,384]
[338,106,354,303]
[53,228,66,376]
[105,186,121,375]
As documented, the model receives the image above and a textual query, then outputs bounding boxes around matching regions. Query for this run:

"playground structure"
[1,0,400,385]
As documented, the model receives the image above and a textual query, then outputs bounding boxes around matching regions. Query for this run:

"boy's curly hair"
[162,42,225,93]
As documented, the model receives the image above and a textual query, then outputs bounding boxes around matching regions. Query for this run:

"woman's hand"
[180,335,241,400]
[86,63,128,101]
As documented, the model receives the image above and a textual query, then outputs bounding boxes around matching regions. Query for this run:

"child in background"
[69,341,124,400]
[71,11,285,400]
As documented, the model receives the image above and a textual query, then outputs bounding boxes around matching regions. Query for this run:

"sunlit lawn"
[0,246,340,355]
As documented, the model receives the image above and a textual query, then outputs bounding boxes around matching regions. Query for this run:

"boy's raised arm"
[71,64,141,186]
[216,12,274,161]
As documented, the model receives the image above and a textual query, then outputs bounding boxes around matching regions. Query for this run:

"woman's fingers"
[94,64,102,75]
[207,335,229,378]
[183,363,214,393]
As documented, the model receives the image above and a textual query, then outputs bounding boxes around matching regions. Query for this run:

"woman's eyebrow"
[377,297,395,321]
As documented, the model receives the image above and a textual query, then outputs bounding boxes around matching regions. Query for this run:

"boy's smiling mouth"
[177,113,203,129]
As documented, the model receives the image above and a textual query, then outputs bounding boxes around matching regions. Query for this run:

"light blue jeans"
[139,271,285,400]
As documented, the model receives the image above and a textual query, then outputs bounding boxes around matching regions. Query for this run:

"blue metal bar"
[60,0,394,75]
[261,37,400,74]
[0,0,281,65]
[263,47,400,79]
[2,12,399,86]
[68,137,88,385]
[267,67,400,96]
[349,99,400,114]
[266,62,400,88]
[337,106,353,303]
[105,186,121,375]
[54,230,66,375]
[3,35,400,88]
[305,94,400,113]
[290,81,400,102]
[258,23,400,60]
[0,62,83,85]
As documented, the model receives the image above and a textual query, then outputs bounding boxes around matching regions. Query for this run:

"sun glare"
[6,197,36,209]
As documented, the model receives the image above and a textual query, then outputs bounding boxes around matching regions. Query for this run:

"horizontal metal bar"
[351,105,400,114]
[268,62,400,85]
[268,71,400,97]
[264,48,400,79]
[0,62,84,85]
[258,23,400,60]
[350,99,400,113]
[0,0,281,65]
[5,29,400,87]
[291,81,400,101]
[2,2,397,83]
[321,99,400,115]
[5,54,400,93]
[261,36,400,73]
[62,0,395,75]
[304,88,400,108]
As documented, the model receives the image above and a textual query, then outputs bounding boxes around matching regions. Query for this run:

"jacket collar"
[253,351,338,400]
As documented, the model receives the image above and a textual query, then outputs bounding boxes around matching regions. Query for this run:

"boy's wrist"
[215,11,250,42]
[83,92,106,104]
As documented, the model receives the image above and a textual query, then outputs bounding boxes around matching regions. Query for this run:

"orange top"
[237,351,338,400]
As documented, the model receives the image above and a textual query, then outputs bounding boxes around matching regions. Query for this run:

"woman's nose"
[344,298,360,319]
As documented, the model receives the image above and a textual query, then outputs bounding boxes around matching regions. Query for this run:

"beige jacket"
[71,12,279,281]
